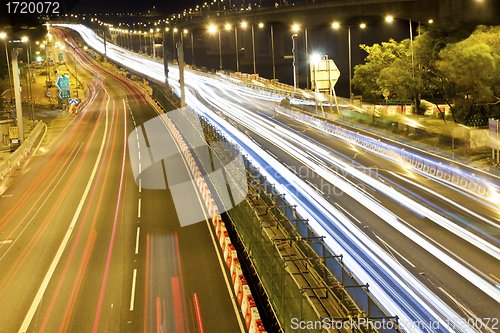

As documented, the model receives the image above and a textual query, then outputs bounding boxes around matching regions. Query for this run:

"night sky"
[69,0,196,15]
[2,0,216,30]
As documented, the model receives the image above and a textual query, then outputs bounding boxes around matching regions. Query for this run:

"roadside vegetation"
[353,24,500,125]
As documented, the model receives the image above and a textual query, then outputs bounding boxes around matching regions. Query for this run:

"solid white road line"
[18,95,110,333]
[0,144,83,262]
[130,269,137,311]
[135,227,140,255]
[166,123,246,332]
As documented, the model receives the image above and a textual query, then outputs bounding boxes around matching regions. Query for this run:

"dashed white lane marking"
[0,240,13,245]
[139,178,141,193]
[138,199,141,218]
[135,227,140,255]
[129,269,137,311]
[138,151,141,160]
[137,142,140,149]
[372,231,416,268]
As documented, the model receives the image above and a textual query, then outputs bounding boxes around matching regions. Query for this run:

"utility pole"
[11,49,24,144]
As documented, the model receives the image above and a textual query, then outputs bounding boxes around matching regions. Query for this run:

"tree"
[353,38,420,113]
[354,24,500,124]
[413,25,500,123]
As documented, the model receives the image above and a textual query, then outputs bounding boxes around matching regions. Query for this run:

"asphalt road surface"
[0,29,244,333]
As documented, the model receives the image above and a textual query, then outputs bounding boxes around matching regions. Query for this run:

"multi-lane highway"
[0,29,244,333]
[54,23,500,333]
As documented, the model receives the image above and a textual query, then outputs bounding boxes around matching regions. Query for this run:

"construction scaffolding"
[192,114,401,333]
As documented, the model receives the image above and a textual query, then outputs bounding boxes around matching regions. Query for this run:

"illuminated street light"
[385,16,393,22]
[310,53,321,65]
[292,24,299,32]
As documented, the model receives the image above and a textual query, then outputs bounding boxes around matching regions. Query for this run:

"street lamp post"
[305,28,309,89]
[0,33,14,106]
[333,22,365,101]
[209,25,222,70]
[24,39,35,120]
[386,15,419,114]
[172,28,178,60]
[139,31,142,53]
[191,31,194,65]
[251,24,256,74]
[234,25,239,72]
[224,24,238,72]
[11,49,24,144]
[270,24,275,80]
[292,24,300,91]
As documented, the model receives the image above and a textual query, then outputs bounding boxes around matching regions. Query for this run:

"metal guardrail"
[275,105,495,199]
[0,121,46,181]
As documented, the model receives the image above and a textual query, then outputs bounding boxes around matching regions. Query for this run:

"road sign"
[58,90,71,99]
[68,98,78,104]
[58,53,63,61]
[9,126,19,139]
[46,91,52,97]
[55,75,70,91]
